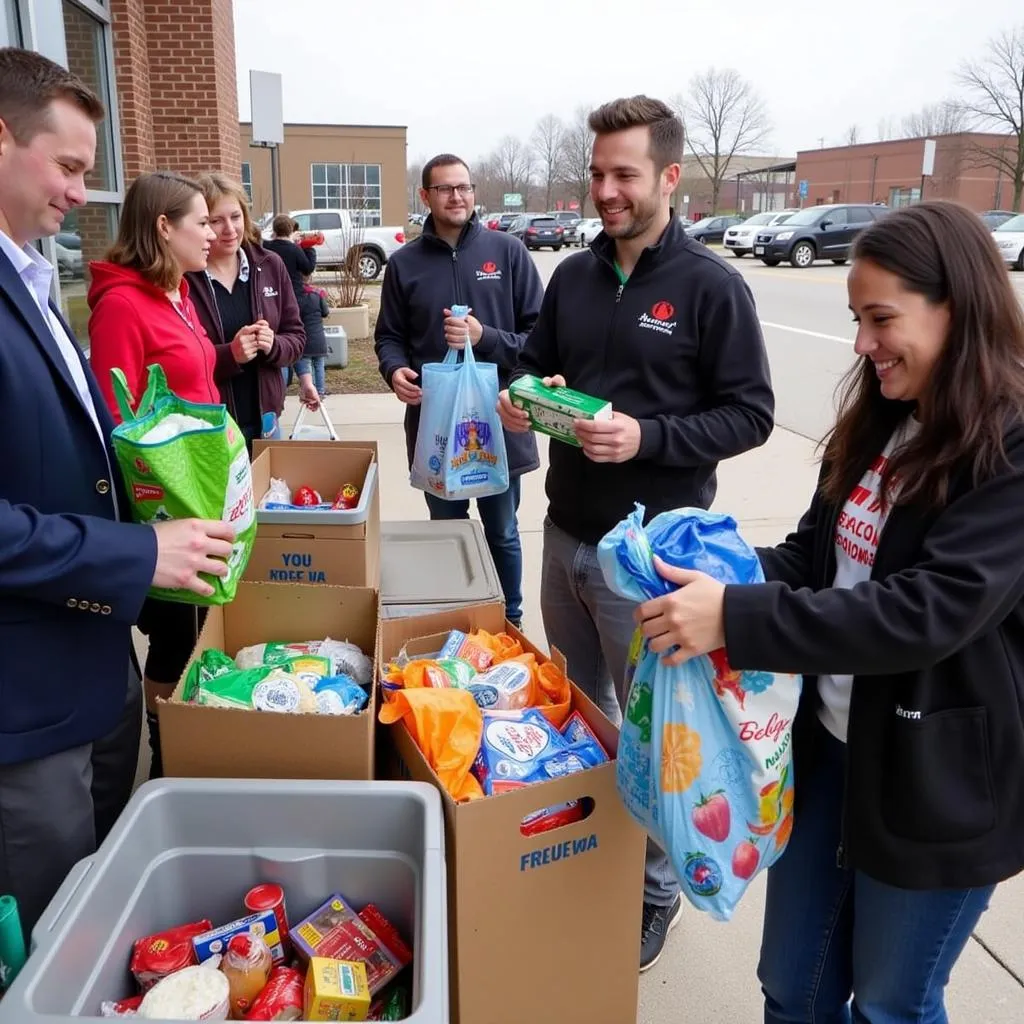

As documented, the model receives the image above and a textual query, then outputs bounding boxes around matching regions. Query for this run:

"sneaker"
[639,895,682,972]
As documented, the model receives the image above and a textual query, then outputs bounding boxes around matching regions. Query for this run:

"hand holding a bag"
[443,307,482,350]
[152,519,237,598]
[636,556,726,665]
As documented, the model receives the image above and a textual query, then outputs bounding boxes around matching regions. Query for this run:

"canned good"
[244,883,291,956]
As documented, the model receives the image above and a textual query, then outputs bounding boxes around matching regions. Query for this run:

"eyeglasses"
[425,184,475,196]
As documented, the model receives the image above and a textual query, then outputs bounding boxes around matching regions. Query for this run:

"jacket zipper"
[451,249,462,306]
[205,269,239,422]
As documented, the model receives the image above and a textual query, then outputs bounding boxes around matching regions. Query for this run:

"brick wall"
[110,0,240,182]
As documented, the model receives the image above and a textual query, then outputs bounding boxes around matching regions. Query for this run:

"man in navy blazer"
[0,48,236,940]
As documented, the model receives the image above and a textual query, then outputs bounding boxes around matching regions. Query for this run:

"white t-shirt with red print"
[818,417,920,742]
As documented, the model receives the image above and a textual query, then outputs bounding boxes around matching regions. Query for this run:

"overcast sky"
[233,0,1022,165]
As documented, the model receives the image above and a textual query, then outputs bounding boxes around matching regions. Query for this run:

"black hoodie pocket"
[882,707,996,843]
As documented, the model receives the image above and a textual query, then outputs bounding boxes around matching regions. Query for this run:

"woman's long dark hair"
[822,201,1024,509]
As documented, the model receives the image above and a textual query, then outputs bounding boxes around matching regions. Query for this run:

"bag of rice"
[109,364,255,606]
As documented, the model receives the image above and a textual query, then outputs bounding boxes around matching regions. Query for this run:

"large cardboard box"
[246,442,380,588]
[159,581,379,780]
[379,602,646,1024]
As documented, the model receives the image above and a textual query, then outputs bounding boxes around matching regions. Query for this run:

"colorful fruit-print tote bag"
[598,505,802,921]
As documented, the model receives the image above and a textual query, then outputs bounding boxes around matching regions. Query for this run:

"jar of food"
[219,933,272,1019]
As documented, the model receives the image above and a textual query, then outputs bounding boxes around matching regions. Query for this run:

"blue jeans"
[424,476,523,625]
[540,516,681,907]
[760,723,994,1024]
[295,356,326,395]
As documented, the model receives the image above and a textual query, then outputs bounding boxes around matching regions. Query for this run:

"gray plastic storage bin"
[256,461,377,526]
[380,520,503,620]
[0,779,446,1023]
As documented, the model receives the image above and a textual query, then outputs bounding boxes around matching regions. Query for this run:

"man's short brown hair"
[0,47,104,143]
[106,171,204,292]
[421,153,470,189]
[588,95,684,171]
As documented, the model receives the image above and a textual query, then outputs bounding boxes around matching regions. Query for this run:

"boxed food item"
[378,601,646,1024]
[291,894,407,995]
[191,909,285,965]
[304,958,371,1021]
[508,374,612,447]
[159,582,379,781]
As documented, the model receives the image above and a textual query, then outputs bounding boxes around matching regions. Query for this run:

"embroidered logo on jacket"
[476,261,502,281]
[637,300,677,335]
[262,285,279,298]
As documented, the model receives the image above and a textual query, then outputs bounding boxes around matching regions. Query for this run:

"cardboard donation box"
[159,581,379,780]
[378,602,646,1024]
[246,442,380,588]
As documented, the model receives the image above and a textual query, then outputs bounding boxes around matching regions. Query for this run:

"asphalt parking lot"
[531,245,1024,443]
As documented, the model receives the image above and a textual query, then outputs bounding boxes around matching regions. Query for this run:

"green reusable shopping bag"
[109,364,256,605]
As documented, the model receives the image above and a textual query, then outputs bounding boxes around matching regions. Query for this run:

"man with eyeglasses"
[375,153,543,627]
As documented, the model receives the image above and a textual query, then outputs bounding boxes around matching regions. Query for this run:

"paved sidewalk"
[286,393,1024,1022]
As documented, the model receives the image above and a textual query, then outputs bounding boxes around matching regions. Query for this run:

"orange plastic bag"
[378,688,484,802]
[472,630,523,663]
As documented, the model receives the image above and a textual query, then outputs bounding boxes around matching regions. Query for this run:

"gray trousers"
[541,517,681,906]
[0,662,141,943]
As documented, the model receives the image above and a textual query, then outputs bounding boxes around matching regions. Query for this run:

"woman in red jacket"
[88,170,219,780]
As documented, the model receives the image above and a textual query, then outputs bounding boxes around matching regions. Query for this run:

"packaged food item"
[377,687,484,803]
[392,657,475,690]
[331,483,361,510]
[560,710,609,760]
[136,964,231,1020]
[303,958,370,1021]
[193,910,285,966]
[220,933,272,1019]
[508,374,612,447]
[520,800,587,837]
[130,919,213,990]
[292,485,321,506]
[314,675,369,715]
[367,979,410,1021]
[251,670,319,714]
[279,653,332,681]
[466,661,531,711]
[258,478,291,510]
[473,707,604,795]
[101,994,145,1017]
[438,629,493,672]
[355,906,412,976]
[244,885,291,960]
[242,965,304,1021]
[291,894,406,994]
[189,666,276,710]
[183,650,239,692]
[235,640,372,687]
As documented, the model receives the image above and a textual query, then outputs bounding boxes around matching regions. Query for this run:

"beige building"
[239,122,408,227]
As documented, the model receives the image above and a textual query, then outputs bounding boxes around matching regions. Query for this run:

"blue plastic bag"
[597,505,802,921]
[410,320,509,501]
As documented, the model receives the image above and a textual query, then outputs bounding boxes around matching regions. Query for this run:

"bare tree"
[844,124,861,145]
[559,105,595,217]
[677,68,771,213]
[531,114,565,211]
[406,158,424,214]
[958,24,1024,210]
[876,115,897,141]
[490,134,535,210]
[900,100,971,138]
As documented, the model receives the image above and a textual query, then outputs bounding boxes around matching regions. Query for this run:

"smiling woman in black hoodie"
[636,202,1024,1023]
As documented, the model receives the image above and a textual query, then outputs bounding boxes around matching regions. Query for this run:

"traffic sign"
[798,179,809,199]
[503,193,522,207]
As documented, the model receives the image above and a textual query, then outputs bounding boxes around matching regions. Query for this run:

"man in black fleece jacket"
[499,95,775,972]
[375,153,544,626]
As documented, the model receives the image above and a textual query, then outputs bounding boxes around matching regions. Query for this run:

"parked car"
[54,230,82,280]
[993,213,1024,270]
[508,213,565,250]
[685,215,744,244]
[271,209,406,280]
[981,210,1019,231]
[753,203,888,268]
[577,217,603,245]
[489,212,519,232]
[547,210,582,245]
[723,210,798,258]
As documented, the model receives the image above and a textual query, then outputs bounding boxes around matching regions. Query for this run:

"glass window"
[56,203,118,351]
[848,206,873,225]
[311,212,341,231]
[822,208,848,226]
[3,0,21,45]
[292,213,312,231]
[61,0,116,192]
[309,163,383,225]
[240,162,252,202]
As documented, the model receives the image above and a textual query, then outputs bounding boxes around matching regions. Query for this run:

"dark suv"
[547,210,581,245]
[508,213,565,251]
[753,204,887,268]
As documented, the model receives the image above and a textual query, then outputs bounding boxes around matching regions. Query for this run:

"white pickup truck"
[269,208,406,280]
